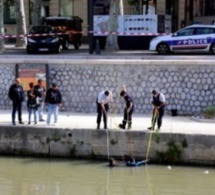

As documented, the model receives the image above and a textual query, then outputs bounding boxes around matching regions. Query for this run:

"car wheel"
[62,40,69,50]
[74,40,81,50]
[210,44,215,54]
[157,43,170,54]
[26,48,33,54]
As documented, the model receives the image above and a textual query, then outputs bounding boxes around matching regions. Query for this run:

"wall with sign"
[16,64,48,91]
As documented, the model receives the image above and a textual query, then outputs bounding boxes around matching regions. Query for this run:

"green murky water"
[0,157,214,195]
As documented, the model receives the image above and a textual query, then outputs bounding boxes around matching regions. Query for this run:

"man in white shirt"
[96,90,113,129]
[148,90,166,131]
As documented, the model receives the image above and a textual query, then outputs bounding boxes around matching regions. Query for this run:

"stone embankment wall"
[0,60,215,115]
[0,126,214,165]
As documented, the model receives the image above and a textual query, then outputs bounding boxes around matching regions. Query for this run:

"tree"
[105,0,123,51]
[32,0,42,25]
[15,0,27,47]
[0,0,4,51]
[128,0,140,14]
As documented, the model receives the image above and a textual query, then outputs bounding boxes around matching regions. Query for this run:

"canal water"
[0,156,214,195]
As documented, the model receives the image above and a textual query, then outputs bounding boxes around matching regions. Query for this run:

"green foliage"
[46,132,61,143]
[128,0,139,5]
[166,139,182,162]
[90,150,97,159]
[156,138,187,164]
[70,145,77,157]
[181,138,188,148]
[203,106,215,119]
[154,130,160,144]
[4,0,15,6]
[110,139,118,145]
[51,132,61,142]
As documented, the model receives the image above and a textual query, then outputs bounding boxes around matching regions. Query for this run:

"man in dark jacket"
[119,85,134,130]
[45,83,62,126]
[8,78,25,125]
[34,79,46,122]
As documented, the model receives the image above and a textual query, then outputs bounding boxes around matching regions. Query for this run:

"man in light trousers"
[45,83,62,126]
[34,79,46,122]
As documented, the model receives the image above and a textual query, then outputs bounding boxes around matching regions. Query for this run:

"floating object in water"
[126,159,150,167]
[167,166,172,170]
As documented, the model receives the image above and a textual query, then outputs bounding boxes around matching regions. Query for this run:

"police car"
[149,24,215,54]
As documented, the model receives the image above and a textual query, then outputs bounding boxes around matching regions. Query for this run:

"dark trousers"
[123,107,134,126]
[97,102,109,127]
[157,107,165,128]
[12,101,23,123]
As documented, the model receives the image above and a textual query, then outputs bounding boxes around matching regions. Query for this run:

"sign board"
[16,64,48,91]
[123,15,157,34]
[94,14,171,36]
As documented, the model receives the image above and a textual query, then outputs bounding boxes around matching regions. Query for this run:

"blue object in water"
[126,159,150,167]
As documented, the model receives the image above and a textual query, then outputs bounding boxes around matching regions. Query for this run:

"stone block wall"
[0,65,15,109]
[0,60,215,115]
[0,126,215,165]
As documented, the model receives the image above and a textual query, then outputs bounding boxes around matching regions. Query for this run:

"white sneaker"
[53,122,58,126]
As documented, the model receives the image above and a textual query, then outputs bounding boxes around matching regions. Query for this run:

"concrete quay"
[0,51,215,165]
[0,110,214,165]
[0,110,214,135]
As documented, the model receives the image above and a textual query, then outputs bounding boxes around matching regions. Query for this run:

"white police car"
[149,24,215,54]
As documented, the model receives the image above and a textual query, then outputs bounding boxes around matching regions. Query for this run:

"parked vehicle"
[27,25,61,54]
[44,16,83,50]
[149,24,215,54]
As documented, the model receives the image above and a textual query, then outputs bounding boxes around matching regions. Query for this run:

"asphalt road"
[1,44,215,60]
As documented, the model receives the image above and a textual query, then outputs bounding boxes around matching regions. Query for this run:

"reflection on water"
[0,157,214,195]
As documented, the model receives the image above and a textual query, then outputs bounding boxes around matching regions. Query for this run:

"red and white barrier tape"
[92,31,170,36]
[0,31,170,39]
[0,32,70,39]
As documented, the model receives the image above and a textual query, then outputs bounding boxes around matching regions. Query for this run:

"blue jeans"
[28,108,37,123]
[46,104,59,125]
[38,102,45,120]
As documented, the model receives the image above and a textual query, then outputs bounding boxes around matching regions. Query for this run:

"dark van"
[44,16,83,49]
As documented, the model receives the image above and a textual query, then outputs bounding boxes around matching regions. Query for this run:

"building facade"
[3,0,215,37]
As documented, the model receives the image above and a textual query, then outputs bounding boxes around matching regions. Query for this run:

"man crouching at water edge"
[96,90,113,130]
[45,83,62,126]
[148,90,166,131]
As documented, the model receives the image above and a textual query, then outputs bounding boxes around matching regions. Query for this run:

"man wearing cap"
[34,79,46,121]
[96,90,113,129]
[8,78,25,125]
[148,90,166,131]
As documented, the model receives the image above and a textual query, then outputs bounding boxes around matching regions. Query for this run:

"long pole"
[88,0,94,54]
[0,0,4,51]
[106,128,110,160]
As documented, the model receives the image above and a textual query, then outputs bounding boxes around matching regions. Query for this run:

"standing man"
[148,90,166,131]
[45,83,62,126]
[34,79,46,122]
[8,78,25,125]
[96,90,113,129]
[119,85,134,130]
[27,82,38,125]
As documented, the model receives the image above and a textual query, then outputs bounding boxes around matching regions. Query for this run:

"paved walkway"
[0,110,214,135]
[0,46,214,136]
